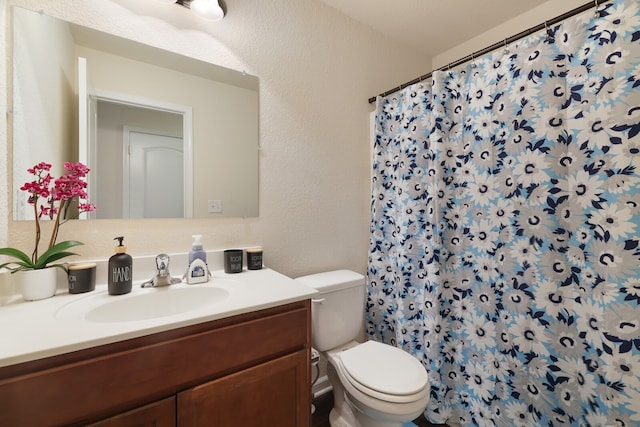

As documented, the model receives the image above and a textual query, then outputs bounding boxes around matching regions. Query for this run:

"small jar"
[246,247,263,270]
[67,262,97,294]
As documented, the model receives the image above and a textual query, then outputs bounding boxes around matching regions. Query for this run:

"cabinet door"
[87,396,176,427]
[178,350,310,427]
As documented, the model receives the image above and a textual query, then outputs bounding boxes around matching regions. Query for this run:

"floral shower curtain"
[367,1,640,426]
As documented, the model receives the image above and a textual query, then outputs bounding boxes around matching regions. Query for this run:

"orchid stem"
[48,200,65,250]
[32,197,40,264]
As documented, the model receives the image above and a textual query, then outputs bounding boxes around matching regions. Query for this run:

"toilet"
[296,270,430,427]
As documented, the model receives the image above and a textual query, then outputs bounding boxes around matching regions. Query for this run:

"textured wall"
[0,0,430,282]
[432,0,587,69]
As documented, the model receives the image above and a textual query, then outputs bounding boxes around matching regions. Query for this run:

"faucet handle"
[142,253,181,287]
[156,253,170,276]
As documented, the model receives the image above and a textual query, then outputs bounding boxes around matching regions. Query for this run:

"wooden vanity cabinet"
[0,300,311,427]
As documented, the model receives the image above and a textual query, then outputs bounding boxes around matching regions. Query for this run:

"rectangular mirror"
[12,6,259,220]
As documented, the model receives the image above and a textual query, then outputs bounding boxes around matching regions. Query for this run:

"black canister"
[224,249,243,273]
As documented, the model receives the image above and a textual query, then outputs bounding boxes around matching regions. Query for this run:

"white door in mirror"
[126,129,184,218]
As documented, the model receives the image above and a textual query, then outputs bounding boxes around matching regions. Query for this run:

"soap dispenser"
[189,235,206,264]
[185,234,210,284]
[108,236,133,295]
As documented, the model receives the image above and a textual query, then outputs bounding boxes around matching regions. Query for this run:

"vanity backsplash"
[0,248,261,306]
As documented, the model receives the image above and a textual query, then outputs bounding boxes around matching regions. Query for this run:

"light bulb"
[190,0,224,21]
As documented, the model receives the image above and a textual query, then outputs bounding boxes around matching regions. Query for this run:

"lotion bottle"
[189,234,207,264]
[108,236,133,295]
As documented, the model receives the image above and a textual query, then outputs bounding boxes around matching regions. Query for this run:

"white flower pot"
[16,268,58,301]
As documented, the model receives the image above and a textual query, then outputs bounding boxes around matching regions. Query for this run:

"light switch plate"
[208,199,223,213]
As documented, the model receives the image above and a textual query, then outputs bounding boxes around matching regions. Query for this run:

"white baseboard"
[312,375,332,398]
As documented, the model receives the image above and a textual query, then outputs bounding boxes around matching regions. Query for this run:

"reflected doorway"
[90,98,193,219]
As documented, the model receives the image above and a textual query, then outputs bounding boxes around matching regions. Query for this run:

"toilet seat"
[334,341,429,404]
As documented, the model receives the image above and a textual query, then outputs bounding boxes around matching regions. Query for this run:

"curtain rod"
[368,0,598,104]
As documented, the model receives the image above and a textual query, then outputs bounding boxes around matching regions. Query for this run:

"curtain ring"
[544,21,549,40]
[544,21,553,42]
[503,39,510,54]
[471,53,477,68]
[594,0,600,17]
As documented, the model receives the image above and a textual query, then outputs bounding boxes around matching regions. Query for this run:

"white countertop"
[0,268,317,368]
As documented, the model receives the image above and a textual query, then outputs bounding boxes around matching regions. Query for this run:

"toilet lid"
[339,340,428,396]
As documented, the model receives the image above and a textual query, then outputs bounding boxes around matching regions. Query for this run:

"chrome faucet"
[142,253,182,287]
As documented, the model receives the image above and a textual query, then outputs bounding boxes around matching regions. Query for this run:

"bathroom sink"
[55,286,230,323]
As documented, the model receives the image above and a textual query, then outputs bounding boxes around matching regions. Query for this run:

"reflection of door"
[123,127,184,218]
[78,57,98,219]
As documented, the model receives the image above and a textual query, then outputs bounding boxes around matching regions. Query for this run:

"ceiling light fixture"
[190,0,225,21]
[164,0,226,21]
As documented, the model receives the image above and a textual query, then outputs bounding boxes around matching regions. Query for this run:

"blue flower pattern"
[367,2,640,426]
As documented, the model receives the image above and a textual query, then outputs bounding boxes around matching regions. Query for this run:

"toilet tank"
[295,270,365,352]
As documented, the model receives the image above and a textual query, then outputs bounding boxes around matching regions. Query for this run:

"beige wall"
[432,0,588,69]
[1,0,429,284]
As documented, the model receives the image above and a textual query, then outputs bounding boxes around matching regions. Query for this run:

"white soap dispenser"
[185,234,210,284]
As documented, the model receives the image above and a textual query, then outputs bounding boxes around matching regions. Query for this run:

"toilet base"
[329,407,358,427]
[354,406,417,427]
[329,403,418,427]
[328,362,359,427]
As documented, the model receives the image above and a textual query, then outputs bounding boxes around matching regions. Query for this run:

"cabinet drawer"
[0,300,310,427]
